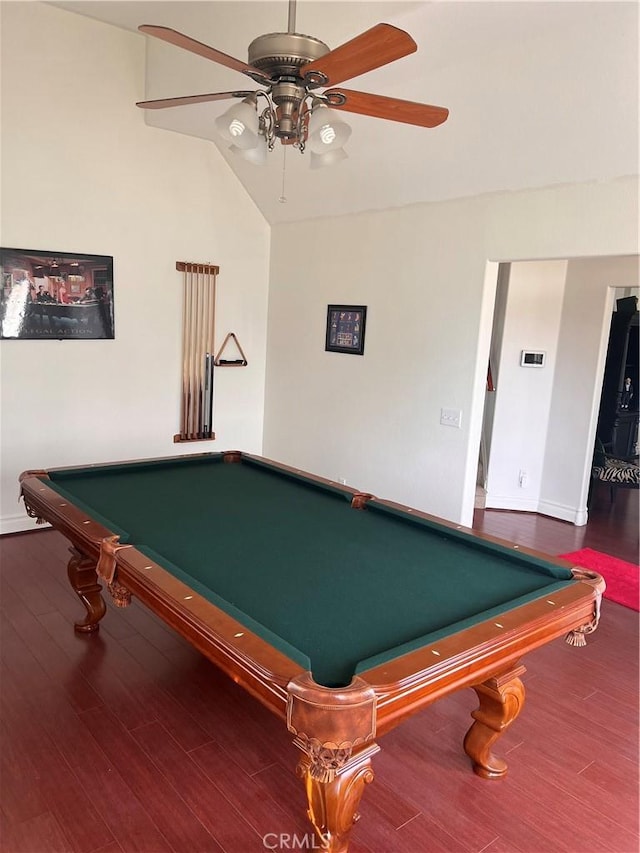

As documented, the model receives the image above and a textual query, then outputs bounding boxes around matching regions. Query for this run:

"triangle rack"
[214,332,248,367]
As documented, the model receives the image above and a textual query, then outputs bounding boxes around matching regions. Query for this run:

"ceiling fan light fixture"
[309,147,348,169]
[307,103,351,153]
[215,97,260,150]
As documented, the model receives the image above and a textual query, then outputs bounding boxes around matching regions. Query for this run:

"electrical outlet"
[519,470,528,488]
[440,408,462,428]
[338,477,347,485]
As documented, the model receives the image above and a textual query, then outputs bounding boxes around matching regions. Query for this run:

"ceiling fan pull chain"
[279,148,288,203]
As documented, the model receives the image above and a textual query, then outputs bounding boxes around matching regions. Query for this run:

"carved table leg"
[67,547,106,633]
[463,663,526,779]
[296,743,379,853]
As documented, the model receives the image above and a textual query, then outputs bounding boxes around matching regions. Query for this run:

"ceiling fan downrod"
[288,0,296,34]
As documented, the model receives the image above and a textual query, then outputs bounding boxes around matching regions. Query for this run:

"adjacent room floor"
[474,481,639,565]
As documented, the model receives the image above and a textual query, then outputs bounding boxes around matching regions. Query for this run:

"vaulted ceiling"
[51,1,638,225]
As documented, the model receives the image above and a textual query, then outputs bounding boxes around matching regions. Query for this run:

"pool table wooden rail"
[19,469,308,711]
[19,457,605,853]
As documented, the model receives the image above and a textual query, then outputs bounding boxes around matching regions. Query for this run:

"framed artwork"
[0,246,114,340]
[325,304,367,355]
[520,350,546,368]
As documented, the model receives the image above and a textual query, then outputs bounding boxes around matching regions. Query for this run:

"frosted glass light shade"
[309,147,348,169]
[230,135,268,165]
[215,100,260,150]
[307,104,351,153]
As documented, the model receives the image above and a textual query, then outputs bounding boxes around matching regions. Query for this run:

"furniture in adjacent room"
[19,451,605,853]
[590,438,640,505]
[596,295,639,459]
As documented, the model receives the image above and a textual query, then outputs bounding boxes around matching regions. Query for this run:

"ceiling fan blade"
[137,91,252,110]
[301,23,416,87]
[327,88,449,128]
[138,25,271,85]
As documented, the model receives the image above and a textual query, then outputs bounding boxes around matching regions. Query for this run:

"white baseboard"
[484,494,539,513]
[0,512,50,536]
[485,494,587,526]
[538,499,588,527]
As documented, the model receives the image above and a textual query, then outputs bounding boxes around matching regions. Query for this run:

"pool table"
[19,451,604,852]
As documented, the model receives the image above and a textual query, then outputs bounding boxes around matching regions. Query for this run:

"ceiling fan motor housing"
[249,33,330,139]
[248,32,330,77]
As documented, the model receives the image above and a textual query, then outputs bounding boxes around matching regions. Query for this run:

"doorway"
[476,256,639,527]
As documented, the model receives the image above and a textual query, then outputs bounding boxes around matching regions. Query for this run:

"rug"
[559,548,639,612]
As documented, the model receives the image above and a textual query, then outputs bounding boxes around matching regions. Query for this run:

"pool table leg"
[296,742,379,853]
[67,547,107,633]
[463,663,526,779]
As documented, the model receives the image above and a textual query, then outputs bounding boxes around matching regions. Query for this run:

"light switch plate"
[440,407,462,428]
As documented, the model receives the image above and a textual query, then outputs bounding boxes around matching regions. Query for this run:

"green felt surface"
[47,456,575,687]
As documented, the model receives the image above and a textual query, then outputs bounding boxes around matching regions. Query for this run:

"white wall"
[486,260,568,511]
[1,4,638,538]
[0,3,271,533]
[264,181,639,528]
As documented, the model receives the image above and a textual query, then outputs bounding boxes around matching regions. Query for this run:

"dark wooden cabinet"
[597,295,638,458]
[610,410,638,459]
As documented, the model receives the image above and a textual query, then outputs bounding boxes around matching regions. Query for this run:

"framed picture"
[520,350,546,367]
[325,304,367,355]
[0,246,114,340]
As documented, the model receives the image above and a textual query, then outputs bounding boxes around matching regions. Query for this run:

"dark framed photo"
[325,304,367,355]
[1,246,114,340]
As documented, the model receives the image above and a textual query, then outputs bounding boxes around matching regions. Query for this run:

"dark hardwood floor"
[1,493,638,853]
[474,482,639,565]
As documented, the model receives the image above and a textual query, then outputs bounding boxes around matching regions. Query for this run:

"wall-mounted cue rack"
[174,261,218,443]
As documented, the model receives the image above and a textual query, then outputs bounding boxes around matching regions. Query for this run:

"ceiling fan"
[136,0,449,168]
